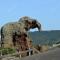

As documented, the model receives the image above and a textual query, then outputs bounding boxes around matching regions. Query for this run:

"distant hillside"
[29,30,60,46]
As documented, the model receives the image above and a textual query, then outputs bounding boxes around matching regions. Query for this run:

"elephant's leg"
[26,37,33,56]
[3,35,14,48]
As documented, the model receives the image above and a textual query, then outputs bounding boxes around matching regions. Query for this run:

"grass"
[0,47,16,55]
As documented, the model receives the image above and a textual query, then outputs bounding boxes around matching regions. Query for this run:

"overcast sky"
[0,0,60,31]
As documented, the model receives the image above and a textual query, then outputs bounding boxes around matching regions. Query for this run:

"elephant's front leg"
[26,37,33,56]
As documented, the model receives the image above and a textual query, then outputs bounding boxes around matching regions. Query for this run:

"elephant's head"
[30,19,41,31]
[19,16,41,31]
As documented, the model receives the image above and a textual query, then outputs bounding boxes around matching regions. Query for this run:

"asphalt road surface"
[21,47,60,60]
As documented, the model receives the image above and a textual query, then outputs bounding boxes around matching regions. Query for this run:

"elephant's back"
[2,22,25,35]
[2,22,18,35]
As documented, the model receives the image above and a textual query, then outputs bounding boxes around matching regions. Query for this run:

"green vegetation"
[0,47,16,55]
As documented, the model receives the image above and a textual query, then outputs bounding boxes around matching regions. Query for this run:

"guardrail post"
[28,48,33,56]
[29,48,31,56]
[19,51,21,58]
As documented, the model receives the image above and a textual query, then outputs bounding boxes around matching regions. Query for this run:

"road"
[21,47,60,60]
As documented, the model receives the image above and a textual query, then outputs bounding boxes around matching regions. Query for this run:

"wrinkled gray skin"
[1,16,41,48]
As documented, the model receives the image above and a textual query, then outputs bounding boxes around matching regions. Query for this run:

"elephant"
[1,16,41,48]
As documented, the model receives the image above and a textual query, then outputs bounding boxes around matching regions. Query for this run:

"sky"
[0,0,60,31]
